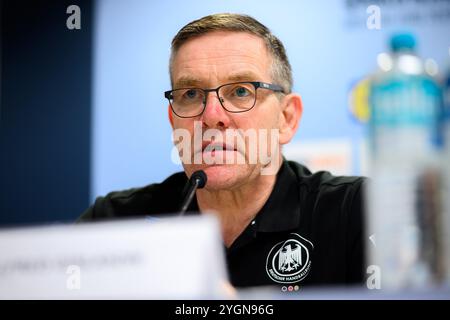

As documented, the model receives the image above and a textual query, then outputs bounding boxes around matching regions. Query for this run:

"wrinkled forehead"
[170,31,272,88]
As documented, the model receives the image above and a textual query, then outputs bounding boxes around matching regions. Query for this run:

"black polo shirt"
[78,160,366,289]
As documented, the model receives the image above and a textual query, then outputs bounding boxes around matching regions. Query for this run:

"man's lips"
[201,141,237,152]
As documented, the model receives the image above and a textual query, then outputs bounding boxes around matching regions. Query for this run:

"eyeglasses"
[164,81,285,118]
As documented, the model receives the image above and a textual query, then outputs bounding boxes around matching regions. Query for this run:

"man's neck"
[195,163,281,248]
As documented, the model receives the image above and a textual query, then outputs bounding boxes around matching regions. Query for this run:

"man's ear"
[168,105,174,129]
[279,94,303,145]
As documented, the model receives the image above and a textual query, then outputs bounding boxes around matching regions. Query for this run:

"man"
[79,13,366,288]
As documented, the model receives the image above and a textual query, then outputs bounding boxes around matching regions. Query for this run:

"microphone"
[179,170,207,215]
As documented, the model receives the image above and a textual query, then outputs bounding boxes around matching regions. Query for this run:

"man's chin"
[184,163,254,191]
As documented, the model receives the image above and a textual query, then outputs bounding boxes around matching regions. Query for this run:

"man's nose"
[200,92,231,129]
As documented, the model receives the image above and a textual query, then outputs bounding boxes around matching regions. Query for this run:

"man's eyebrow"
[226,72,260,82]
[173,77,203,88]
[173,72,261,89]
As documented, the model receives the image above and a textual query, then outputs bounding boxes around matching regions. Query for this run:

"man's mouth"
[201,141,237,153]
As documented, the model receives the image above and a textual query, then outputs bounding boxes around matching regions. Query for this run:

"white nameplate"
[0,215,228,299]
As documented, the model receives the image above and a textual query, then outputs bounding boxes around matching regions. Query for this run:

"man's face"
[170,31,285,190]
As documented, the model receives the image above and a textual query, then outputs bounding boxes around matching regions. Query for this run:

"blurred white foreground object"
[0,215,228,299]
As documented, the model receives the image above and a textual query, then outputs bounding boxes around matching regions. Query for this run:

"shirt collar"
[187,160,301,232]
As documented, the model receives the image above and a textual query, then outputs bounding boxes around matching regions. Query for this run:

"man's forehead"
[171,31,271,88]
[177,30,266,52]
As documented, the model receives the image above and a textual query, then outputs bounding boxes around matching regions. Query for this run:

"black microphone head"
[191,170,207,189]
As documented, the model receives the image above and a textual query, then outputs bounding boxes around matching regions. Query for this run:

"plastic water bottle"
[367,33,444,290]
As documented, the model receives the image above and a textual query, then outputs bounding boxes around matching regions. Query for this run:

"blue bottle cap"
[390,33,416,52]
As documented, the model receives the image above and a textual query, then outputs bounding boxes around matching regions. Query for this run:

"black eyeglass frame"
[164,81,285,118]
